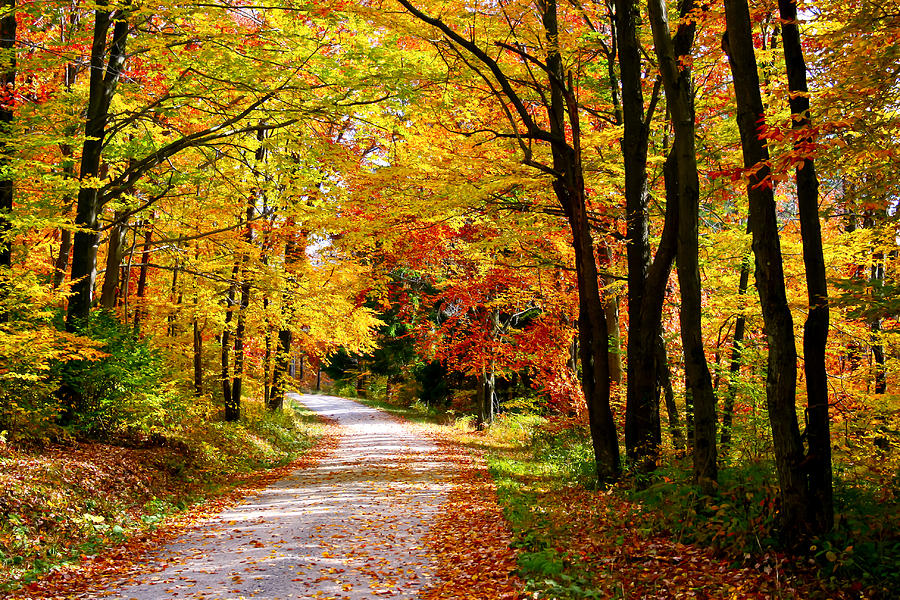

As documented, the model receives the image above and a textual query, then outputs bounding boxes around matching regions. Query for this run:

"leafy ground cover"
[0,400,327,595]
[365,397,896,599]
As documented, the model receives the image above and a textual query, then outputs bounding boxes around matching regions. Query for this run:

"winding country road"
[105,394,455,600]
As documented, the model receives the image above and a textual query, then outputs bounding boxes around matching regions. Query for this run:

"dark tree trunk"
[541,0,619,480]
[222,259,239,421]
[263,300,272,408]
[131,223,152,332]
[720,247,751,453]
[723,0,809,544]
[271,227,302,411]
[229,203,254,418]
[657,335,684,449]
[871,248,886,393]
[99,211,127,308]
[167,258,180,337]
[0,0,14,322]
[66,4,129,330]
[649,0,717,491]
[780,0,833,535]
[616,0,679,471]
[616,0,654,465]
[193,318,203,397]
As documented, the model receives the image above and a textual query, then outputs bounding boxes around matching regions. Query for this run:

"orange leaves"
[420,436,523,600]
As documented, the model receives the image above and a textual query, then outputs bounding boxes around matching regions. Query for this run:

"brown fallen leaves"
[418,435,524,600]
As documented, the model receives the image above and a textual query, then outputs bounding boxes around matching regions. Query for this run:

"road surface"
[105,393,452,600]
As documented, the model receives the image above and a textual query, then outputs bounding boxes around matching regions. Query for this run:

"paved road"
[105,394,452,600]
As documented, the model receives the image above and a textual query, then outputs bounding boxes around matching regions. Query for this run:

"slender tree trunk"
[193,318,203,397]
[605,292,622,385]
[53,21,79,291]
[167,257,180,337]
[720,248,751,453]
[0,0,14,323]
[657,335,684,449]
[222,259,239,421]
[871,254,886,392]
[723,0,809,544]
[541,0,618,480]
[779,0,833,536]
[120,224,138,320]
[617,0,679,471]
[66,3,129,330]
[132,222,152,332]
[271,226,302,411]
[263,298,272,407]
[649,0,717,491]
[0,0,13,244]
[99,211,127,308]
[230,203,254,418]
[617,0,655,466]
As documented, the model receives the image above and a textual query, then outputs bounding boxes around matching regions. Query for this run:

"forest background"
[0,0,898,596]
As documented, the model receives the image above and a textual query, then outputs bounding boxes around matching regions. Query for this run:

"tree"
[397,0,620,479]
[647,0,717,489]
[722,0,808,544]
[778,0,832,534]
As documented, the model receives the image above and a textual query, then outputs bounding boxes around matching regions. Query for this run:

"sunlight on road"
[101,394,453,600]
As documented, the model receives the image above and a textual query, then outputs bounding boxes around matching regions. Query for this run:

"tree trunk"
[271,227,303,411]
[779,0,833,536]
[222,259,239,421]
[605,289,622,385]
[167,257,180,337]
[720,248,751,454]
[649,0,717,492]
[66,3,129,330]
[131,223,153,332]
[723,0,809,545]
[99,211,127,308]
[616,0,680,471]
[0,0,16,322]
[657,335,684,449]
[541,0,619,480]
[193,318,203,397]
[229,203,254,418]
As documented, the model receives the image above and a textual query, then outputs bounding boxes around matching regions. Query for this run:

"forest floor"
[4,394,522,600]
[4,393,886,599]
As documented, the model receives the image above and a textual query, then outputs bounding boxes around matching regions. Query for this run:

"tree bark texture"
[723,0,809,543]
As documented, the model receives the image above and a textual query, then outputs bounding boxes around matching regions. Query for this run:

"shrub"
[53,311,169,438]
